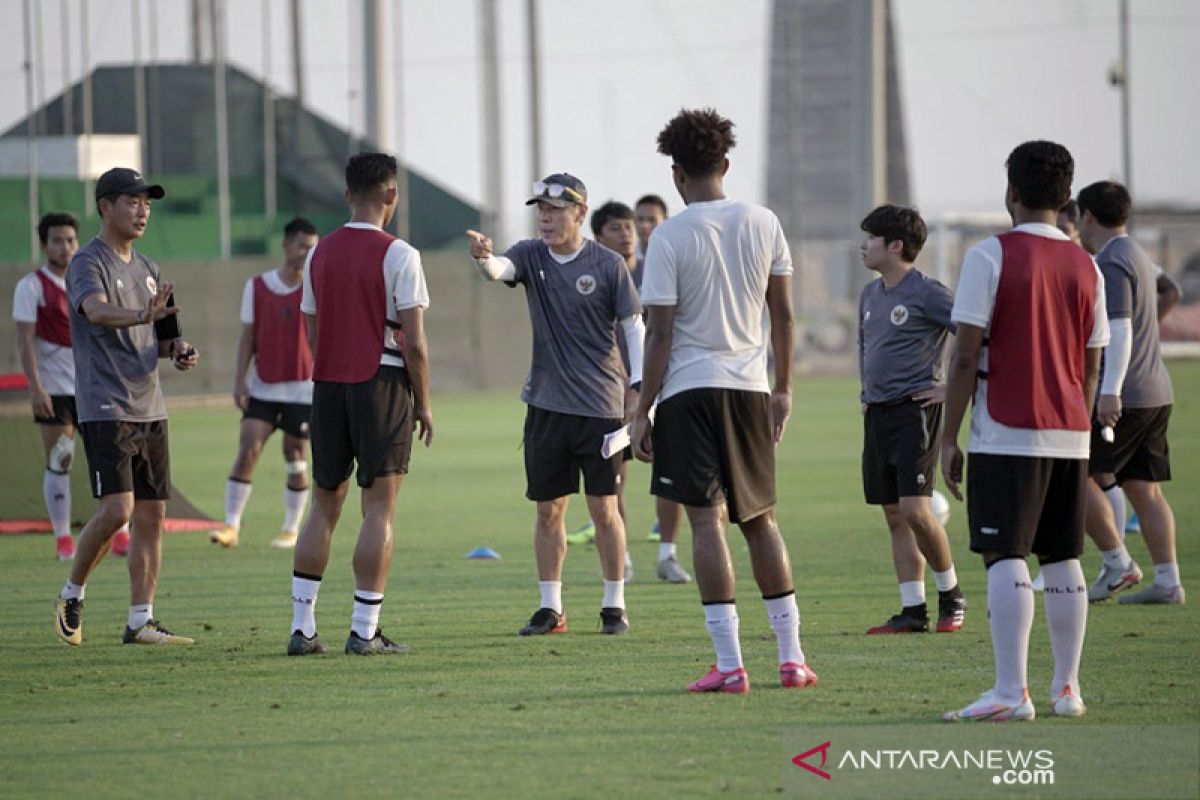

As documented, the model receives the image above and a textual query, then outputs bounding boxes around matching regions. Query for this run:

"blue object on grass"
[466,547,501,560]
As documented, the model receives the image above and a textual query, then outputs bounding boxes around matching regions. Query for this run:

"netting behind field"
[0,381,219,534]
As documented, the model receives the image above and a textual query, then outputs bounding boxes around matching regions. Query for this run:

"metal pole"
[190,0,204,62]
[33,0,45,139]
[867,0,886,208]
[147,0,160,173]
[475,0,504,389]
[61,0,73,134]
[392,0,409,240]
[526,0,543,187]
[24,0,40,262]
[263,0,277,220]
[290,0,306,108]
[132,0,147,170]
[80,0,93,215]
[362,0,390,151]
[1119,0,1132,199]
[211,0,232,259]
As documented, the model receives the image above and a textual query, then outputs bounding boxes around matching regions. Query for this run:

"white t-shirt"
[11,265,75,395]
[639,198,792,401]
[951,223,1110,458]
[300,222,429,369]
[240,269,313,405]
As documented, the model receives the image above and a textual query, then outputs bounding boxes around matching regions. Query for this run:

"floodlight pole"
[23,0,39,262]
[132,0,147,171]
[60,0,72,135]
[211,0,232,259]
[392,0,410,241]
[476,0,503,389]
[80,0,93,215]
[1119,0,1132,199]
[263,0,277,220]
[526,0,543,237]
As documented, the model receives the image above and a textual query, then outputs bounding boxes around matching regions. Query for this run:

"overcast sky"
[1,0,1196,245]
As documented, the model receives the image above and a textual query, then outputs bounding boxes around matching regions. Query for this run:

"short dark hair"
[590,201,634,237]
[656,108,737,178]
[1076,181,1132,228]
[860,205,927,262]
[345,152,398,195]
[283,216,318,239]
[1005,140,1074,211]
[1058,198,1079,225]
[38,211,79,245]
[635,194,668,217]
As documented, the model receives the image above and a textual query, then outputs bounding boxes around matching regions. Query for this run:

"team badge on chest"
[890,305,909,326]
[146,276,158,294]
[575,274,596,296]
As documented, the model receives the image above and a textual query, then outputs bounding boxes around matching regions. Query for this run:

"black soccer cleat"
[518,607,567,636]
[866,605,930,634]
[344,628,409,655]
[599,607,629,635]
[937,588,967,632]
[287,630,326,656]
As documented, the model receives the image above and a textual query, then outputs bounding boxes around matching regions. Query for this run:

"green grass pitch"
[2,366,1197,798]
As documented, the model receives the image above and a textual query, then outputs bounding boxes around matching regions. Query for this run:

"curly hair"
[656,108,737,178]
[37,212,79,245]
[860,204,927,262]
[1005,140,1073,212]
[345,152,398,196]
[1076,181,1131,228]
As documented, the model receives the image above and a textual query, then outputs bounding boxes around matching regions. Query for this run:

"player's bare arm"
[631,304,676,462]
[15,321,53,418]
[399,305,434,447]
[766,273,795,443]
[940,322,984,501]
[233,322,254,410]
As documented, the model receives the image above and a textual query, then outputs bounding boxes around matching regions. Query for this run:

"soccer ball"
[931,490,951,525]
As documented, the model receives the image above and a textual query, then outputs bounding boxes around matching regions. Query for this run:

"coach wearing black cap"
[54,166,200,648]
[466,173,644,637]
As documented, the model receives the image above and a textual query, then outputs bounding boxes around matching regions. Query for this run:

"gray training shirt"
[67,237,168,423]
[505,238,641,419]
[1097,235,1173,408]
[858,268,955,404]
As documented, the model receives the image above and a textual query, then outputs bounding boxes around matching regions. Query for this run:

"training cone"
[466,546,501,560]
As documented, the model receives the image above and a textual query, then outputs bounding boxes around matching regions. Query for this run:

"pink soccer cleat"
[55,535,76,561]
[688,665,749,694]
[780,661,819,688]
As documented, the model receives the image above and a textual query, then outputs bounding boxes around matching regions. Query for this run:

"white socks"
[352,590,384,640]
[225,478,252,529]
[44,469,71,538]
[60,580,85,601]
[1155,562,1182,589]
[602,580,625,610]
[539,581,563,614]
[1102,545,1133,572]
[898,581,926,608]
[1103,484,1127,542]
[987,558,1035,705]
[703,603,743,672]
[281,486,309,533]
[1041,559,1088,698]
[933,566,958,593]
[658,542,677,561]
[291,573,321,637]
[128,603,152,630]
[764,593,805,665]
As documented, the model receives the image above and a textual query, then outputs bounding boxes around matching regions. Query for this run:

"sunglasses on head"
[532,181,584,203]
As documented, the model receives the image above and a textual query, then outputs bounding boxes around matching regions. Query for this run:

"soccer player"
[941,141,1108,721]
[466,173,642,636]
[856,204,966,634]
[1076,181,1184,605]
[590,200,690,584]
[12,212,129,560]
[54,167,200,647]
[1056,199,1081,245]
[288,152,432,656]
[633,194,668,279]
[631,108,817,694]
[214,217,319,550]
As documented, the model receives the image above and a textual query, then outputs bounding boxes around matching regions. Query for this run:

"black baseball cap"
[95,167,166,201]
[526,173,587,208]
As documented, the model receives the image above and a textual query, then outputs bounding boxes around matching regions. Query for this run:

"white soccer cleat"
[943,689,1035,722]
[1051,685,1086,718]
[1031,571,1045,592]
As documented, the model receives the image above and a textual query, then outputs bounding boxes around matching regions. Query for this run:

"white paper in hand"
[601,406,655,459]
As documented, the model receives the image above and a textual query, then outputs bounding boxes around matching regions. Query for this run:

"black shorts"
[80,420,172,500]
[862,400,942,505]
[966,453,1086,562]
[1089,405,1171,483]
[523,406,623,501]
[34,395,77,426]
[243,397,312,439]
[310,366,414,490]
[650,388,775,524]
